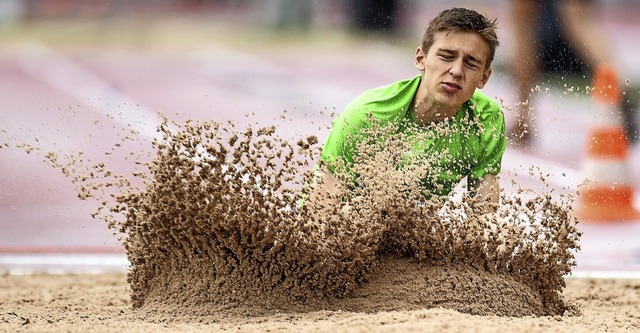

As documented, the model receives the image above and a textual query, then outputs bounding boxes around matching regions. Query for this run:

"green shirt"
[321,75,506,197]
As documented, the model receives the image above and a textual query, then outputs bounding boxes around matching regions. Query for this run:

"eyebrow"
[438,48,484,65]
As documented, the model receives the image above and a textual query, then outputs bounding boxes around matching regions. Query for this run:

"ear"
[415,47,425,72]
[477,67,492,89]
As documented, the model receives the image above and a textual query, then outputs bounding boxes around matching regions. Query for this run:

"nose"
[449,59,464,78]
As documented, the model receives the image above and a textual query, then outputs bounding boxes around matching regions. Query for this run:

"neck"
[412,98,458,127]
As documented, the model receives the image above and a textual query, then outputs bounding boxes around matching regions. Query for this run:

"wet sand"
[1,272,639,332]
[3,117,584,326]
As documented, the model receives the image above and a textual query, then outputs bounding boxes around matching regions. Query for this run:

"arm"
[305,167,346,213]
[468,174,500,214]
[558,0,611,69]
[511,0,541,103]
[509,0,542,143]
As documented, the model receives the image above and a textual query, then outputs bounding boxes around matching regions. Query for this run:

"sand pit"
[1,272,639,332]
[67,117,574,317]
[1,114,600,329]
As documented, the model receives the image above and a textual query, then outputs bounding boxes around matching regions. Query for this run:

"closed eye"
[465,55,483,69]
[438,54,454,61]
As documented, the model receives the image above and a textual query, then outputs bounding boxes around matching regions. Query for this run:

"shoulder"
[467,90,504,125]
[464,90,506,148]
[341,76,421,122]
[464,91,507,177]
[365,76,421,98]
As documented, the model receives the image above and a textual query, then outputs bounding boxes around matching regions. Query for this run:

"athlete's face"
[415,30,492,111]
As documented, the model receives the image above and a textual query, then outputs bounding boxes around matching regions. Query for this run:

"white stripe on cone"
[582,160,631,185]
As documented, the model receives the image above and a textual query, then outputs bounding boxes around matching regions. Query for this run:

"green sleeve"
[469,98,507,180]
[320,106,369,174]
[321,76,420,174]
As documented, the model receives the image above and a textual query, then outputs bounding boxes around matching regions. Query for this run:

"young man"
[310,7,505,215]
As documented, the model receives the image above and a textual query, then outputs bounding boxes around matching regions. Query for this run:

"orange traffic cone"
[575,65,640,222]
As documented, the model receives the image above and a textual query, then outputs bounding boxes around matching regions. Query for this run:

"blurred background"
[0,0,639,276]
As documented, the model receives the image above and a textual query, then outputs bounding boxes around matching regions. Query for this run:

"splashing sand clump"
[7,114,581,318]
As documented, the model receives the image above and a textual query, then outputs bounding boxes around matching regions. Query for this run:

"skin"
[413,30,499,212]
[510,0,612,146]
[413,30,492,125]
[310,29,500,214]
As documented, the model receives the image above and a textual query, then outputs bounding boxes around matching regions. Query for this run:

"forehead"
[429,30,490,61]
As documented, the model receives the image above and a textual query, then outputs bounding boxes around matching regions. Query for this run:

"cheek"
[425,59,444,71]
[467,73,485,88]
